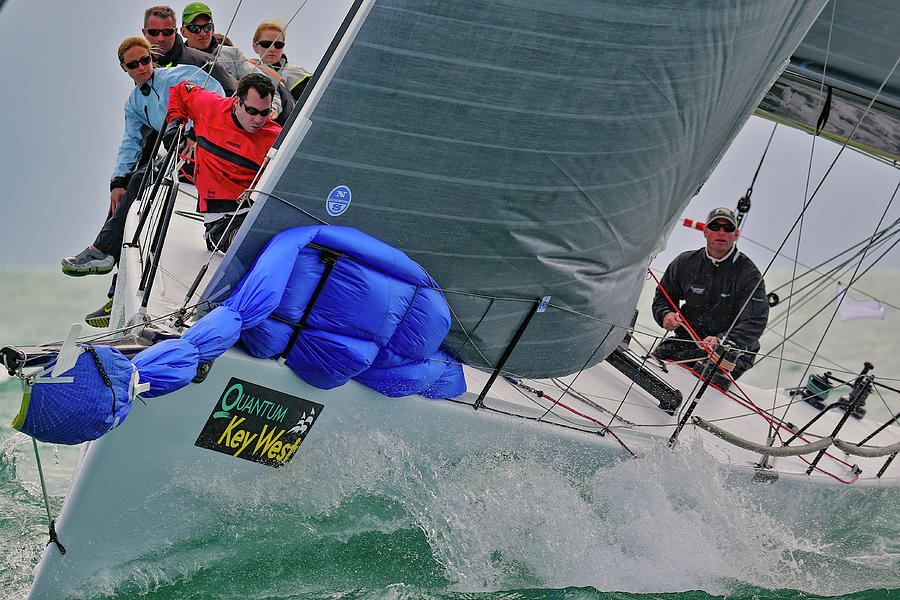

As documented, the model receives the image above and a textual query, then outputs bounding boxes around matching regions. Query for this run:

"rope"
[833,438,900,458]
[31,439,66,554]
[694,416,900,459]
[510,379,636,457]
[692,416,834,456]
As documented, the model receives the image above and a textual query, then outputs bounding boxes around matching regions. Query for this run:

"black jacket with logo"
[651,246,769,354]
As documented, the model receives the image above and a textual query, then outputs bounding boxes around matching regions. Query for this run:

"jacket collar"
[704,244,737,265]
[157,35,185,67]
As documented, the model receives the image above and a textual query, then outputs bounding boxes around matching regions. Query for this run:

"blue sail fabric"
[15,225,465,445]
[13,346,134,444]
[134,225,466,399]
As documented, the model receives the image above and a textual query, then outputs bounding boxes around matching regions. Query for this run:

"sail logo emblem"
[195,378,324,468]
[326,185,351,216]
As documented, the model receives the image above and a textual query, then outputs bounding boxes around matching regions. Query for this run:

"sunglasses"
[706,222,736,232]
[185,22,214,33]
[145,28,176,36]
[255,40,285,49]
[123,55,153,69]
[240,100,273,117]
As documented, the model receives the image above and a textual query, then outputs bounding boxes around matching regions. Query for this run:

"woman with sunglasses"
[251,21,313,102]
[649,207,769,391]
[61,36,226,325]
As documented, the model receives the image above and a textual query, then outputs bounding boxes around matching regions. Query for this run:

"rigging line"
[510,382,611,431]
[765,218,900,296]
[742,121,779,210]
[200,0,244,92]
[763,223,900,311]
[872,385,895,422]
[73,299,213,346]
[718,49,900,354]
[656,334,871,379]
[536,326,614,421]
[770,226,900,309]
[766,258,890,336]
[789,174,900,408]
[444,301,497,373]
[764,0,836,430]
[756,231,900,366]
[765,233,900,330]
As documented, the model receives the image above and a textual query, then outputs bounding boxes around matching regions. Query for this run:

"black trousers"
[653,337,754,385]
[203,212,247,253]
[93,165,148,263]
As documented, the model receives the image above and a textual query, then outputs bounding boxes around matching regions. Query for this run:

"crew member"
[60,36,225,327]
[651,207,769,389]
[165,73,282,252]
[142,4,237,96]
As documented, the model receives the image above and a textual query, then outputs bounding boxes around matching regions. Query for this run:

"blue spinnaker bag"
[12,345,134,444]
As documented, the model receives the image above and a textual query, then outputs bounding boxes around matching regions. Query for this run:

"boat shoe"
[85,299,114,328]
[61,247,115,276]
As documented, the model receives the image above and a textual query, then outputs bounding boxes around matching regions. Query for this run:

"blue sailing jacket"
[112,65,224,181]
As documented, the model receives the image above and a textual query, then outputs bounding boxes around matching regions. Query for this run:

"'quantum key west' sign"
[195,378,323,468]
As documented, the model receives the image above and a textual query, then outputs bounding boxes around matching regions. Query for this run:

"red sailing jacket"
[166,81,281,212]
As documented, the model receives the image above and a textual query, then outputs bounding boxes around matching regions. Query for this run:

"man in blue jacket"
[61,36,224,325]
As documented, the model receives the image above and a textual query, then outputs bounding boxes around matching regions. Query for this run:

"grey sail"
[204,0,826,378]
[759,0,900,161]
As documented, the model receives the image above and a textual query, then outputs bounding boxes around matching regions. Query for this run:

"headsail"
[205,0,826,378]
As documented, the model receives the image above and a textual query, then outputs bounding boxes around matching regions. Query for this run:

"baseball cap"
[183,2,212,24]
[705,207,738,227]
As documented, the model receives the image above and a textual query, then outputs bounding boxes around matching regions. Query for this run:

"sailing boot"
[85,299,114,328]
[62,247,114,276]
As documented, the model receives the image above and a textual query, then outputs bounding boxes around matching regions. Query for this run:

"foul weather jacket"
[166,81,282,213]
[651,246,769,354]
[111,66,224,187]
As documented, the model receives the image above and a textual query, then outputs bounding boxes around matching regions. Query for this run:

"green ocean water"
[1,269,898,600]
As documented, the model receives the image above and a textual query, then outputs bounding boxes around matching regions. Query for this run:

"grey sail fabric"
[758,0,900,161]
[205,0,826,378]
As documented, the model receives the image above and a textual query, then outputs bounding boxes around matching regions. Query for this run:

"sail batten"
[207,0,827,378]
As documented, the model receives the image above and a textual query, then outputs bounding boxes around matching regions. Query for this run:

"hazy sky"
[0,0,898,280]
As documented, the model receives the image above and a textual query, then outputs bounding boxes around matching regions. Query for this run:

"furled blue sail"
[205,0,828,378]
[14,226,464,444]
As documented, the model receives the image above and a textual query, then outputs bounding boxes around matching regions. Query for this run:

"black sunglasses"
[123,55,153,69]
[185,23,214,33]
[145,28,176,36]
[255,40,284,49]
[240,100,273,117]
[706,222,736,232]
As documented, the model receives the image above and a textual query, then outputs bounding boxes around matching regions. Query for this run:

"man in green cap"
[181,2,246,80]
[181,2,292,123]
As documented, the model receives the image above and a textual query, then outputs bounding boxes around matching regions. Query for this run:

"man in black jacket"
[142,5,236,96]
[651,207,769,389]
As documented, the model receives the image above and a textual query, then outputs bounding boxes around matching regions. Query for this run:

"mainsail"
[204,0,826,378]
[758,0,900,162]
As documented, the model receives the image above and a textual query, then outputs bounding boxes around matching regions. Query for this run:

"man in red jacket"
[166,72,282,251]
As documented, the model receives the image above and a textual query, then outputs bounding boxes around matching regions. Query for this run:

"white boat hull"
[27,338,900,597]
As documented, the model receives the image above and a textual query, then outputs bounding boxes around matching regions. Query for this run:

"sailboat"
[3,0,899,597]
